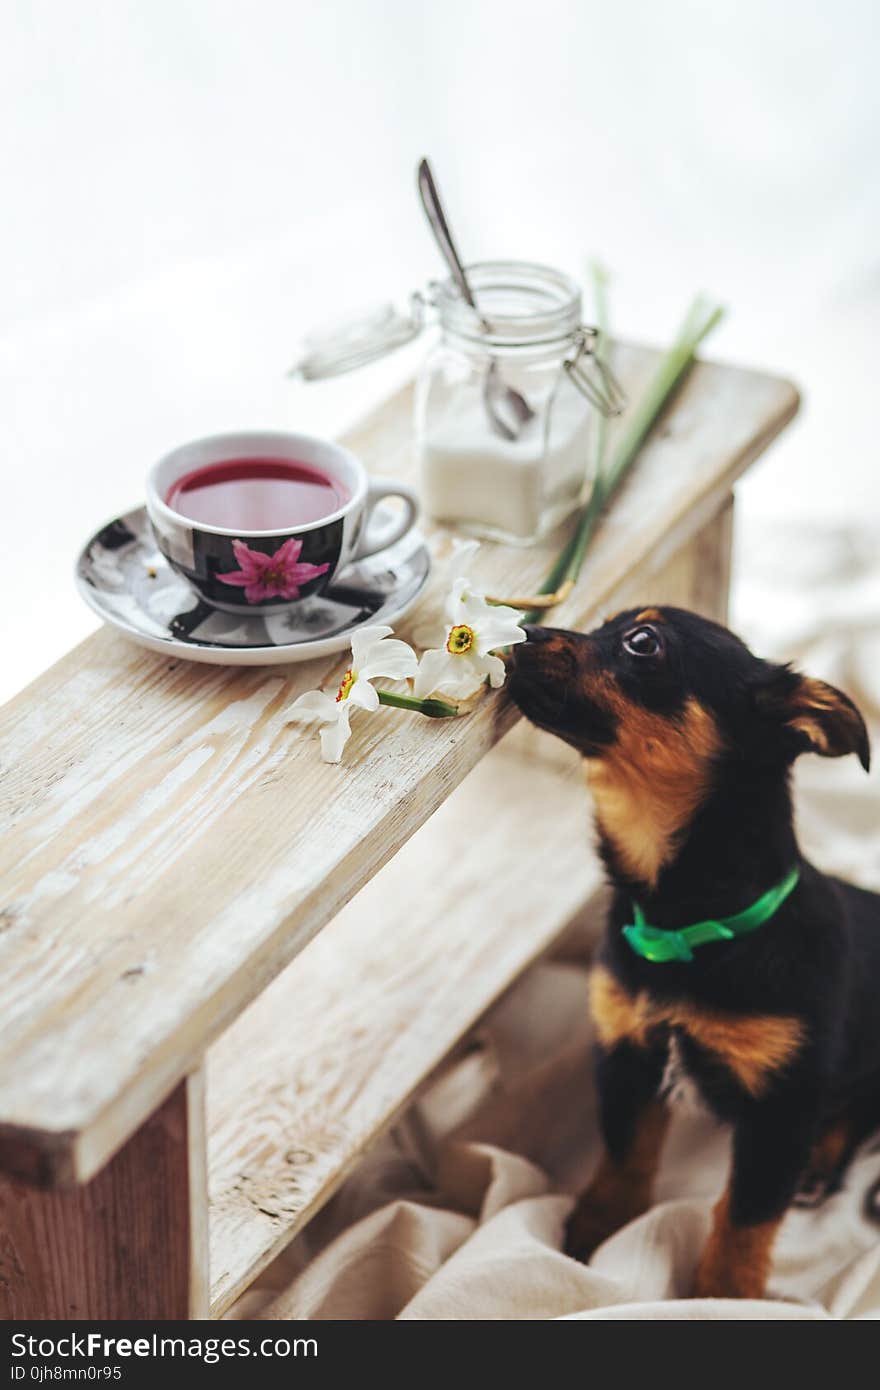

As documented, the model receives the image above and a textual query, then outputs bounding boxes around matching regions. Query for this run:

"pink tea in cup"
[165,458,349,530]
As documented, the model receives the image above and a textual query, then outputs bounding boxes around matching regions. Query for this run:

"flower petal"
[287,689,339,723]
[441,541,484,619]
[244,581,270,602]
[290,560,330,585]
[216,569,251,587]
[231,538,257,567]
[414,645,485,700]
[444,575,477,623]
[478,652,508,688]
[456,593,526,653]
[413,647,451,699]
[274,536,304,566]
[456,590,488,624]
[475,615,527,654]
[350,624,394,670]
[319,704,352,763]
[360,639,418,683]
[348,677,380,712]
[230,539,270,576]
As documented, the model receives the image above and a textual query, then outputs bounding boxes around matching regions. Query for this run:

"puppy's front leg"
[567,1040,668,1260]
[694,1098,817,1299]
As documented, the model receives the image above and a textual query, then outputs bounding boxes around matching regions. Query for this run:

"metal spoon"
[417,158,534,442]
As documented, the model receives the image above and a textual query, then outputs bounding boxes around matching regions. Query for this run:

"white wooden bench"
[0,345,797,1317]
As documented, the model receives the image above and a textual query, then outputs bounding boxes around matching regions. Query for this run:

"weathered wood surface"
[0,1073,207,1318]
[206,492,736,1317]
[0,346,798,1185]
[206,735,603,1315]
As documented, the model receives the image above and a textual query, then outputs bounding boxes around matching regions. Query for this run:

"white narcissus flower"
[411,538,481,650]
[413,559,527,701]
[288,625,418,763]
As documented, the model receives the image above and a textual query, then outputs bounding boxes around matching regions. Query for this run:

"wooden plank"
[0,347,798,1185]
[205,502,743,1315]
[206,737,603,1316]
[0,1072,208,1318]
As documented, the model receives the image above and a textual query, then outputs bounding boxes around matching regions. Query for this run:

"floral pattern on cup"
[217,537,330,604]
[146,429,419,615]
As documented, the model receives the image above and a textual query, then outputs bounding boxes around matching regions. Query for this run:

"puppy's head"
[508,606,870,884]
[509,605,870,769]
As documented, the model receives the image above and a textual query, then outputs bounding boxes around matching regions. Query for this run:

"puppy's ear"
[754,665,870,771]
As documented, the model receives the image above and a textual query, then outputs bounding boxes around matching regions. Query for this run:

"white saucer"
[75,505,431,666]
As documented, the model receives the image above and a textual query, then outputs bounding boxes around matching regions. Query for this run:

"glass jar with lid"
[293,259,622,547]
[421,260,619,545]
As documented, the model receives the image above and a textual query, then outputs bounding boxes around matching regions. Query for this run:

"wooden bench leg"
[0,1071,208,1319]
[607,493,735,627]
[689,494,735,624]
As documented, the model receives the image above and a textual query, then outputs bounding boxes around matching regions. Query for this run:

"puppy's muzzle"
[508,626,576,724]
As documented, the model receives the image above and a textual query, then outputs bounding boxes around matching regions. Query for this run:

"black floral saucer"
[75,506,431,665]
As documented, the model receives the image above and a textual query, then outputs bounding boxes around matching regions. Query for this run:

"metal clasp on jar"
[563,327,627,417]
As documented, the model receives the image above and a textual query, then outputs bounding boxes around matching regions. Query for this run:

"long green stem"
[590,259,612,483]
[522,293,724,624]
[520,262,611,616]
[565,259,613,584]
[377,689,461,719]
[606,298,724,497]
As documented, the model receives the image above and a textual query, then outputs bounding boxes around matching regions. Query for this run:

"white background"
[3,0,878,702]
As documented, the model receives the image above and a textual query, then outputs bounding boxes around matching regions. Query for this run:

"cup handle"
[354,478,419,560]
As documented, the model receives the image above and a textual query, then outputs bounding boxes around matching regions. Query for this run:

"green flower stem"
[558,259,613,598]
[605,296,724,499]
[521,263,611,624]
[590,258,612,483]
[377,689,462,719]
[522,292,724,625]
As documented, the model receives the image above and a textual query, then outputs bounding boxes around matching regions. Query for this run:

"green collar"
[622,867,801,964]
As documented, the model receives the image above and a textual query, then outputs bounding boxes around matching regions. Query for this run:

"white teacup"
[146,430,419,614]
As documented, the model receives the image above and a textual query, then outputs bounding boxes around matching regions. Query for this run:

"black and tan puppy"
[508,605,878,1299]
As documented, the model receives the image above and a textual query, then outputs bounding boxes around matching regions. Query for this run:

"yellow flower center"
[446,624,476,655]
[336,668,356,701]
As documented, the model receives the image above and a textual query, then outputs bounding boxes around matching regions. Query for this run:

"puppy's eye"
[623,625,661,658]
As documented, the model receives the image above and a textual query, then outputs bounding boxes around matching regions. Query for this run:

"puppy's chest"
[659,1031,708,1111]
[589,964,806,1102]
